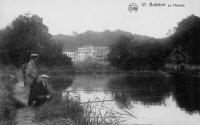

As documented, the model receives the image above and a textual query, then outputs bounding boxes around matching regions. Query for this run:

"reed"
[35,91,136,125]
[35,92,87,125]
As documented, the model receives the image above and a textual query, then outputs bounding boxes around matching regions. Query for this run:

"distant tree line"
[108,15,200,71]
[53,29,151,51]
[0,14,72,67]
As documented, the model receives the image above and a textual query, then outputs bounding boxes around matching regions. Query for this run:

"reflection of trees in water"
[108,75,172,108]
[170,76,200,114]
[49,74,200,114]
[108,74,200,114]
[113,91,133,109]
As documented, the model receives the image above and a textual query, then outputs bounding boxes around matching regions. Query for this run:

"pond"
[58,74,200,125]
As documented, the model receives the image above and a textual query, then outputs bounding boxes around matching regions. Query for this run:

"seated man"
[32,74,51,106]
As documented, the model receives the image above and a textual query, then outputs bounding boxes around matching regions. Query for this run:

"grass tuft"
[34,92,86,124]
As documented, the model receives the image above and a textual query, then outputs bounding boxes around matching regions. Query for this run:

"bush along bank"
[0,69,17,125]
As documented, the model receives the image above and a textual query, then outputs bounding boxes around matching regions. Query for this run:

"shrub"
[34,92,86,124]
[0,71,17,125]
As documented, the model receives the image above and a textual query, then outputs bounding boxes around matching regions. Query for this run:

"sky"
[0,0,200,38]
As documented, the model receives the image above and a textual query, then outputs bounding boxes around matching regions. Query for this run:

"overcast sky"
[0,0,200,38]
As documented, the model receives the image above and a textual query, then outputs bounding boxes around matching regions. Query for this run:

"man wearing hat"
[32,74,51,106]
[25,53,39,105]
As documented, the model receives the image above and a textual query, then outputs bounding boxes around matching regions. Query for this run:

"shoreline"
[38,66,200,76]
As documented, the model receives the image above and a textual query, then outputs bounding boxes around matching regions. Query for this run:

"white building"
[92,47,109,63]
[63,51,76,62]
[63,46,110,63]
[76,46,94,61]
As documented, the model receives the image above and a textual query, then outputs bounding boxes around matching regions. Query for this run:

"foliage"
[0,69,17,125]
[0,14,72,67]
[108,15,200,70]
[35,92,84,123]
[170,15,200,65]
[108,36,170,71]
[108,36,133,70]
[53,30,133,51]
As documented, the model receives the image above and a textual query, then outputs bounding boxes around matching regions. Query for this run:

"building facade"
[63,51,76,62]
[63,46,110,63]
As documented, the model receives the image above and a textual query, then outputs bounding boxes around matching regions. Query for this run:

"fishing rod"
[72,93,191,104]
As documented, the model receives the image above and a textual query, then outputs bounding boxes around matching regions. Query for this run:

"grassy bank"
[37,67,94,124]
[34,92,87,125]
[0,67,17,125]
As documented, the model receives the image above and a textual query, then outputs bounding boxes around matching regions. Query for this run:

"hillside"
[53,30,155,51]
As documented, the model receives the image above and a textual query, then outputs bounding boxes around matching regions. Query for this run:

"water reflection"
[63,74,200,124]
[108,75,171,108]
[108,75,200,114]
[170,76,200,114]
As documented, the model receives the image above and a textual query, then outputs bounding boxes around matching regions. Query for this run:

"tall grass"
[34,91,136,125]
[35,92,87,125]
[69,92,136,125]
[0,68,17,125]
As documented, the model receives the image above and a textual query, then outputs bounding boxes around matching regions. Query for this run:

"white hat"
[30,54,38,58]
[40,74,49,79]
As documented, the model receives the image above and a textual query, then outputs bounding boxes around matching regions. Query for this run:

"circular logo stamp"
[128,3,138,13]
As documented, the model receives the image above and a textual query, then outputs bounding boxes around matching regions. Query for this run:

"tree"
[170,15,200,65]
[108,36,135,70]
[108,36,170,71]
[0,14,72,67]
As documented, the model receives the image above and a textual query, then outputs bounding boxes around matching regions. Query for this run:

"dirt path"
[14,71,42,125]
[15,106,38,125]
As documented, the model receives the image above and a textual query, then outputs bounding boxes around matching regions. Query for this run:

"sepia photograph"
[0,0,200,125]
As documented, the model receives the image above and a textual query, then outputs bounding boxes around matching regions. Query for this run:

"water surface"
[61,74,200,125]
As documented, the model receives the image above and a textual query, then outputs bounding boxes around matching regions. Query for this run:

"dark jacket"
[30,80,50,106]
[28,79,37,106]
